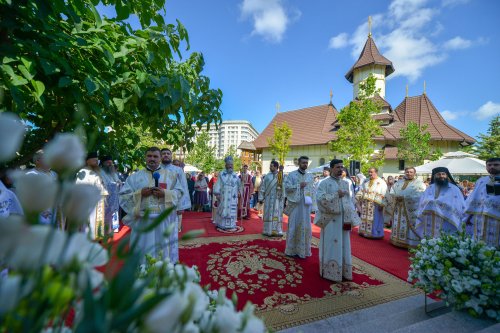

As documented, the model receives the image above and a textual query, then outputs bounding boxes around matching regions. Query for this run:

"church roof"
[253,104,338,149]
[392,94,475,144]
[345,36,394,83]
[252,94,475,149]
[238,140,256,151]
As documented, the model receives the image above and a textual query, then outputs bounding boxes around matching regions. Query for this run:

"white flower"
[174,264,200,283]
[427,269,435,276]
[449,267,460,276]
[11,171,58,213]
[0,113,25,162]
[61,183,101,225]
[212,305,242,333]
[43,133,85,173]
[145,291,186,333]
[241,316,266,333]
[181,321,200,333]
[183,282,209,321]
[3,225,66,270]
[0,275,22,314]
[61,233,108,267]
[0,215,27,260]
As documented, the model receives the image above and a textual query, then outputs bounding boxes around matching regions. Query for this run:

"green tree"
[329,74,383,172]
[223,145,242,171]
[185,131,217,172]
[467,115,500,160]
[0,0,222,168]
[267,122,292,165]
[397,122,434,165]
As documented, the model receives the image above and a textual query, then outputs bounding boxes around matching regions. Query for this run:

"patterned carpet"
[179,235,421,331]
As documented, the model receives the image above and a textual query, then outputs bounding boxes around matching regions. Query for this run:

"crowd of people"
[1,147,498,283]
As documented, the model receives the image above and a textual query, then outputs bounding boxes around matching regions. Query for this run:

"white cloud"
[329,33,349,49]
[240,0,298,43]
[473,101,500,120]
[327,0,478,82]
[443,36,472,50]
[441,110,468,121]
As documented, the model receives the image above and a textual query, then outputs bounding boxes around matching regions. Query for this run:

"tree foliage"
[329,74,383,171]
[466,115,500,160]
[185,131,217,173]
[397,122,437,165]
[224,145,242,172]
[0,0,222,168]
[267,121,292,165]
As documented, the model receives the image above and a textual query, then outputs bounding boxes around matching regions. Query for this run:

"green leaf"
[40,58,60,75]
[18,64,34,80]
[31,80,45,97]
[58,76,72,87]
[113,97,125,112]
[84,77,98,93]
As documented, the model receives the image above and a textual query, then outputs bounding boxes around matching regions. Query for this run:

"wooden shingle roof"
[345,37,394,83]
[252,94,475,149]
[392,94,475,143]
[253,104,338,149]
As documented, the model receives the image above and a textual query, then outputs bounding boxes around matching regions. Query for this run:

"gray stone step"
[475,323,500,333]
[278,294,430,333]
[391,310,496,333]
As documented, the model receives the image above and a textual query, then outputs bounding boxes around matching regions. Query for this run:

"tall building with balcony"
[192,120,259,159]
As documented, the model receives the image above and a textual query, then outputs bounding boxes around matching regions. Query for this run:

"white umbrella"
[308,163,330,173]
[415,157,487,175]
[183,164,201,172]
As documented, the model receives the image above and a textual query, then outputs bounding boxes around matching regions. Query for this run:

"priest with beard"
[100,156,122,233]
[415,167,465,239]
[120,147,183,262]
[213,156,242,231]
[383,167,426,248]
[314,159,361,282]
[463,157,500,247]
[160,148,191,232]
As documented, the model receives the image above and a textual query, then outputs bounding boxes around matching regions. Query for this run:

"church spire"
[275,102,281,113]
[406,84,408,97]
[329,89,333,105]
[368,16,372,37]
[423,81,426,95]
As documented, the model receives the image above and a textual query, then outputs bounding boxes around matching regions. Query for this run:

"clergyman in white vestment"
[258,160,285,237]
[314,159,361,282]
[120,147,183,262]
[284,156,315,258]
[416,167,465,240]
[213,156,241,231]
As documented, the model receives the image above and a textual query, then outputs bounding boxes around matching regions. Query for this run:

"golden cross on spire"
[423,81,426,95]
[368,16,372,37]
[329,89,333,104]
[276,101,281,113]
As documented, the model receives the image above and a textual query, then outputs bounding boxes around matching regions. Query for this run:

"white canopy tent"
[415,153,487,176]
[183,164,201,172]
[308,163,331,173]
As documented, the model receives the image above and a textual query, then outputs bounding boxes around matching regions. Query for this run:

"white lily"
[11,171,58,214]
[0,112,25,162]
[145,290,186,333]
[61,183,101,226]
[43,133,85,173]
[2,224,66,271]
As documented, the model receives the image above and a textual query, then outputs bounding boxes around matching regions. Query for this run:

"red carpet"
[179,238,383,311]
[105,212,411,282]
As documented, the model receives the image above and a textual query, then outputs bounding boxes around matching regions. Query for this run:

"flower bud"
[43,133,85,173]
[11,171,58,214]
[61,183,101,226]
[0,113,25,162]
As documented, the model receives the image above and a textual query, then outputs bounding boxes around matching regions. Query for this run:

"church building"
[250,30,475,176]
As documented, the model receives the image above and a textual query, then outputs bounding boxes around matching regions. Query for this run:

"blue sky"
[101,0,500,140]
